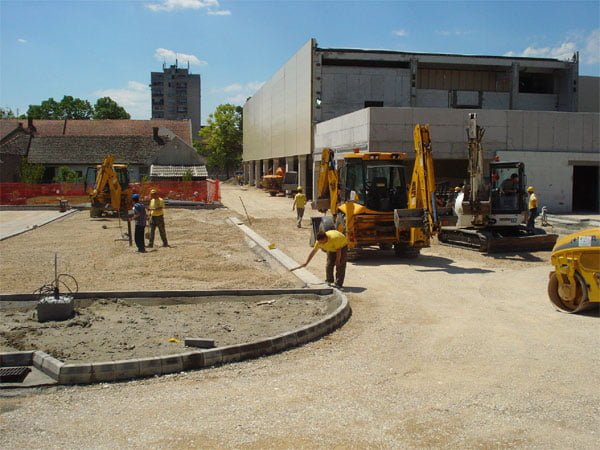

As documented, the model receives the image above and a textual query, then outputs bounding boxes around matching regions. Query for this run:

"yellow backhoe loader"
[311,123,452,257]
[85,155,132,218]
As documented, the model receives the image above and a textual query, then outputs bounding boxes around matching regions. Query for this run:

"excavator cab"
[490,162,526,214]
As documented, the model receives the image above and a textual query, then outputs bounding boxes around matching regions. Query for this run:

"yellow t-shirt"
[528,193,538,210]
[314,230,348,252]
[149,197,165,217]
[294,193,307,209]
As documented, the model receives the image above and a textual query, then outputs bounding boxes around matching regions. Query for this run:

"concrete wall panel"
[515,93,557,111]
[243,39,312,161]
[416,89,448,107]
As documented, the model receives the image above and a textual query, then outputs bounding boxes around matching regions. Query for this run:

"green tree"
[54,166,82,183]
[198,104,243,178]
[93,97,131,119]
[26,95,94,119]
[19,158,45,183]
[0,107,16,118]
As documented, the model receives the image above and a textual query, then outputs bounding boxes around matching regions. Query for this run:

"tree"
[198,104,243,178]
[93,97,131,119]
[19,158,45,183]
[54,166,82,183]
[0,107,16,118]
[26,95,94,119]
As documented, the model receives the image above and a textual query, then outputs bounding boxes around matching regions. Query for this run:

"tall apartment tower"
[150,61,201,138]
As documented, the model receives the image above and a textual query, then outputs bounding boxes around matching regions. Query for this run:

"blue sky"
[1,0,599,125]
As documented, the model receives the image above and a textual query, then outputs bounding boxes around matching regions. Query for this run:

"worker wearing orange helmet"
[526,186,538,231]
[148,189,169,248]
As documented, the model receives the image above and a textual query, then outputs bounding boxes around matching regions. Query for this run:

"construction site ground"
[1,184,599,449]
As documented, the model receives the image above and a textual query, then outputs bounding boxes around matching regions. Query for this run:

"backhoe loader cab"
[339,153,409,212]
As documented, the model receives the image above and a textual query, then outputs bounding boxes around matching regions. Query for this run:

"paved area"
[0,210,76,241]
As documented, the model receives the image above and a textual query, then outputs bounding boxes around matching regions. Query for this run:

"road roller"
[547,228,600,313]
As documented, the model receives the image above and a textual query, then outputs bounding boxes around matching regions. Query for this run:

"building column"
[247,161,254,185]
[298,155,308,194]
[255,160,262,187]
[510,63,519,110]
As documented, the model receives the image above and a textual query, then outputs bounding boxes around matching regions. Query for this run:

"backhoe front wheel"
[547,271,589,313]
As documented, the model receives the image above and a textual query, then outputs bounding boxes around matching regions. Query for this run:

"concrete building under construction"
[243,38,599,213]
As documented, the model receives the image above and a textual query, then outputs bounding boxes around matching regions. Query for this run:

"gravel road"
[1,183,598,449]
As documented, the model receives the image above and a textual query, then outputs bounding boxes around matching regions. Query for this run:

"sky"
[1,0,599,125]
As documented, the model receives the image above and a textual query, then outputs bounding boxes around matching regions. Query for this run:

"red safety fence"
[0,180,220,205]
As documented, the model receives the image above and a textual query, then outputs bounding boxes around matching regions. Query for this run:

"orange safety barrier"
[131,180,221,203]
[0,180,220,205]
[0,182,87,205]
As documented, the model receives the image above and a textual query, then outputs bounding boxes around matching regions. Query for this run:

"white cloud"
[211,81,264,105]
[154,48,206,66]
[145,0,219,12]
[584,29,600,64]
[393,29,408,37]
[94,81,150,119]
[17,38,27,43]
[245,81,264,92]
[207,9,231,16]
[504,29,599,63]
[223,83,242,93]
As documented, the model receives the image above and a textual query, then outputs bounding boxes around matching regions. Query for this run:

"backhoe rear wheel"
[547,272,589,313]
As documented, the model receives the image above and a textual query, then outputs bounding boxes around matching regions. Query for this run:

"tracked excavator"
[311,123,452,257]
[85,155,132,218]
[438,113,558,252]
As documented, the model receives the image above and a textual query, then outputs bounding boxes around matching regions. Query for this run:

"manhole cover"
[0,366,31,383]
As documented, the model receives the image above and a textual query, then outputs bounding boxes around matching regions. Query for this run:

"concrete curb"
[0,290,350,385]
[229,217,325,287]
[0,288,332,302]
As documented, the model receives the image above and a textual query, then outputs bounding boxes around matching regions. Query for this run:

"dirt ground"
[0,295,335,362]
[1,184,598,449]
[0,206,328,362]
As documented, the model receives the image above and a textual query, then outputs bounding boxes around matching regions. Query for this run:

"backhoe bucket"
[394,208,425,229]
[484,231,559,253]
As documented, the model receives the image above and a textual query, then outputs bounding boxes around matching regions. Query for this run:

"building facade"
[151,62,201,139]
[243,38,599,212]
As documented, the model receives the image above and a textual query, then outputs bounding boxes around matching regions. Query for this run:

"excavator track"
[439,227,558,253]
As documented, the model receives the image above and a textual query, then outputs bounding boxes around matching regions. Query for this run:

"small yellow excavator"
[85,155,132,218]
[311,123,452,257]
[547,227,600,313]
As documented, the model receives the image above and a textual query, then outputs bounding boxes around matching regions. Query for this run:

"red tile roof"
[0,119,193,145]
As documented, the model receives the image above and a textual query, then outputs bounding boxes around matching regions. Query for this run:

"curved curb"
[1,289,350,385]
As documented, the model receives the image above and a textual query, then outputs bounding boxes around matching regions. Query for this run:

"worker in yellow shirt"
[292,186,308,228]
[148,189,169,248]
[526,186,538,232]
[300,229,348,289]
